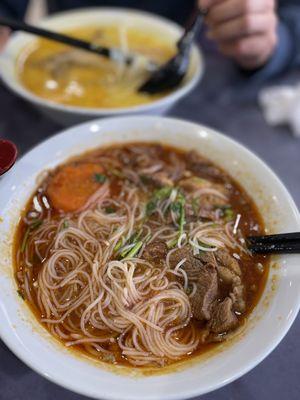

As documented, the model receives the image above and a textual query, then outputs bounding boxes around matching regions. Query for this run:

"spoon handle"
[178,9,205,50]
[0,17,132,63]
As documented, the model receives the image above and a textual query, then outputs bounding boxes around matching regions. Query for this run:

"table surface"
[0,48,299,400]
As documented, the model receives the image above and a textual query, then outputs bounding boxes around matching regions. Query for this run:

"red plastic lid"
[0,139,18,176]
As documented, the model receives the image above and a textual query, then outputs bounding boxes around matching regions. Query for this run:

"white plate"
[0,116,299,400]
[0,8,203,125]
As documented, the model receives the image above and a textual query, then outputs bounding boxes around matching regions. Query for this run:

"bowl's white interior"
[0,8,202,117]
[0,117,299,400]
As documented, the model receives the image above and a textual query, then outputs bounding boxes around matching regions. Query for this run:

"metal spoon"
[138,9,205,94]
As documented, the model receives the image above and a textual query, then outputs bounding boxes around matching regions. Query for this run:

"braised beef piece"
[141,171,174,188]
[170,247,218,320]
[216,265,236,284]
[215,249,241,276]
[208,297,238,334]
[215,250,245,314]
[230,277,246,313]
[187,151,226,183]
[179,177,227,197]
[170,246,245,329]
[179,177,229,221]
[170,247,214,282]
[191,263,218,320]
[143,241,168,264]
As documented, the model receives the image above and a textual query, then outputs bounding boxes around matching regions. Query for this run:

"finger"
[207,0,275,24]
[219,32,277,69]
[198,0,221,11]
[0,27,10,51]
[208,12,277,41]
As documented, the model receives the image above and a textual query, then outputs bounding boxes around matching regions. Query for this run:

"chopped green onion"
[94,173,107,183]
[30,220,43,230]
[123,241,143,259]
[102,353,116,363]
[178,201,185,236]
[111,169,123,178]
[146,186,173,217]
[119,232,151,259]
[171,202,181,213]
[192,198,199,216]
[154,186,173,200]
[146,200,157,216]
[114,238,124,252]
[17,289,25,300]
[167,237,178,249]
[62,220,69,229]
[105,206,115,214]
[197,240,215,249]
[139,174,151,185]
[21,220,42,253]
[224,208,234,221]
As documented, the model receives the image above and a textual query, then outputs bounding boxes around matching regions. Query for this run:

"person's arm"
[239,1,300,82]
[199,0,277,70]
[267,1,300,75]
[198,0,300,81]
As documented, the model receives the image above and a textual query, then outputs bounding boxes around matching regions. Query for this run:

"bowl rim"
[0,116,300,400]
[0,7,203,116]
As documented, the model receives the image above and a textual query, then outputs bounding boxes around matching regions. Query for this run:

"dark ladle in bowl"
[138,9,205,94]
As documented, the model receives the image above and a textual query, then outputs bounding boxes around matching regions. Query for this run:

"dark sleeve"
[0,0,29,19]
[244,1,300,83]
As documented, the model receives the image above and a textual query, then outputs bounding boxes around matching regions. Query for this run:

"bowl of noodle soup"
[0,116,299,399]
[0,8,202,126]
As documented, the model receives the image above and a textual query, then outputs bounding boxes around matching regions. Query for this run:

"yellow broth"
[17,25,176,109]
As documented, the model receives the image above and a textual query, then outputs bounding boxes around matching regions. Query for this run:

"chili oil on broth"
[14,143,269,371]
[17,25,176,109]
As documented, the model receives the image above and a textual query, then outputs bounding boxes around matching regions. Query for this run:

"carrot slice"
[46,163,106,212]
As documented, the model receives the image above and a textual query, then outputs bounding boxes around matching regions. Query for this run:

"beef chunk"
[140,170,174,188]
[179,176,229,220]
[170,246,218,320]
[179,177,227,196]
[209,297,238,334]
[230,276,246,313]
[148,172,174,188]
[215,249,241,276]
[170,247,214,282]
[215,250,245,313]
[143,241,168,264]
[169,247,199,280]
[217,265,236,284]
[191,264,218,320]
[187,151,226,183]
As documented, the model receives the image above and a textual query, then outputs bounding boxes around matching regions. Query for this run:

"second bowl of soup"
[0,8,202,125]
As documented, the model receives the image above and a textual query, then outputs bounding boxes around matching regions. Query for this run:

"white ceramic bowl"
[0,116,299,400]
[0,8,203,126]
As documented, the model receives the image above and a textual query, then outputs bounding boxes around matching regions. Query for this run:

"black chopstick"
[247,232,300,244]
[0,17,133,64]
[247,232,300,254]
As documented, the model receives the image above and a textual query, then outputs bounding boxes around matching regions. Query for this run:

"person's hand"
[198,0,278,70]
[0,27,10,51]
